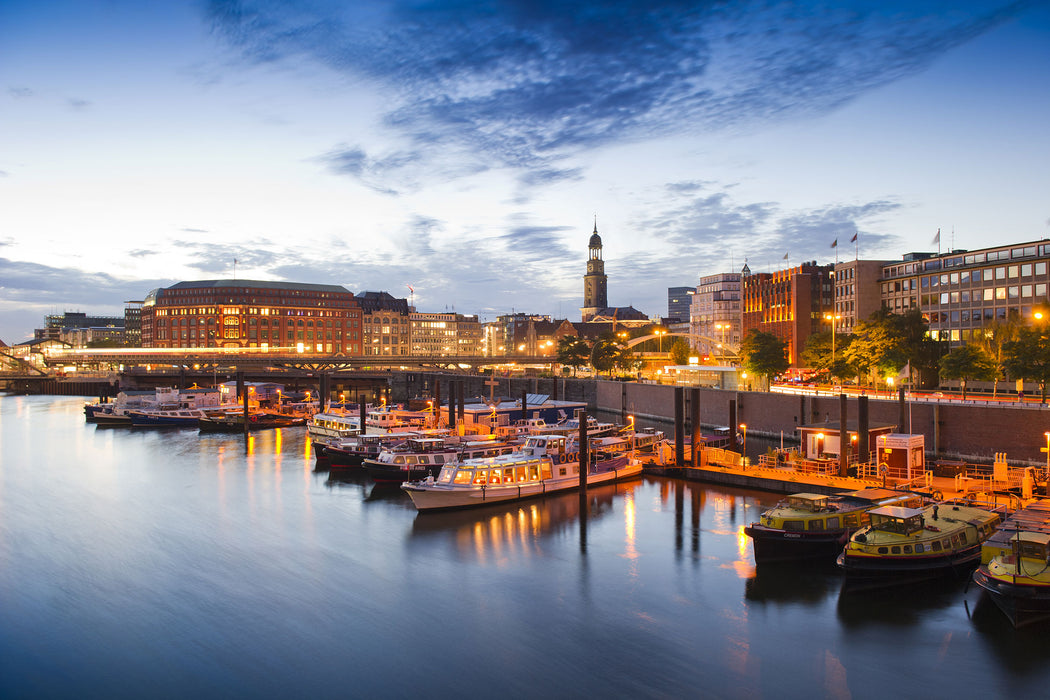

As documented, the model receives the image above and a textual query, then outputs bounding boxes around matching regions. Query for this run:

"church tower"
[581,219,608,321]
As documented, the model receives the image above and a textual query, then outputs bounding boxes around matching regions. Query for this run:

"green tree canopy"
[1004,324,1050,402]
[801,330,857,381]
[739,330,789,389]
[556,336,590,377]
[669,338,691,366]
[939,343,996,400]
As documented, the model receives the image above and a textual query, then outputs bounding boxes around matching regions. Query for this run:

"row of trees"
[739,307,1050,401]
[555,334,692,376]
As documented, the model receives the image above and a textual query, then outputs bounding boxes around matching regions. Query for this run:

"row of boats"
[310,411,661,512]
[745,487,1050,627]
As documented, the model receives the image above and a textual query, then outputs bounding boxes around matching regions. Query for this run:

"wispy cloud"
[206,0,1024,190]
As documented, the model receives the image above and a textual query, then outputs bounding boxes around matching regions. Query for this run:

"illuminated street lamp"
[823,313,841,380]
[738,423,747,459]
[1044,431,1050,480]
[654,329,667,353]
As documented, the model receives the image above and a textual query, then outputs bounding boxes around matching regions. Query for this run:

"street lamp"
[1044,431,1049,480]
[654,329,667,353]
[823,313,841,380]
[738,423,747,459]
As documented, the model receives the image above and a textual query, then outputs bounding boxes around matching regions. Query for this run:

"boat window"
[808,519,824,531]
[915,544,924,553]
[931,541,941,552]
[472,471,487,485]
[541,463,552,480]
[515,467,527,482]
[891,546,901,554]
[783,521,803,531]
[453,469,473,484]
[878,547,888,554]
[942,539,950,549]
[902,545,912,554]
[529,465,540,481]
[406,456,418,465]
[488,469,501,484]
[434,455,444,464]
[503,468,515,483]
[419,457,429,464]
[827,516,840,529]
[394,456,405,464]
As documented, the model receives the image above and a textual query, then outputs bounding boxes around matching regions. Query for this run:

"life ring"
[569,452,578,463]
[558,453,567,464]
[932,490,943,501]
[250,415,258,423]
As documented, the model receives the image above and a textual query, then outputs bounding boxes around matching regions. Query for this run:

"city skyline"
[2,0,1049,343]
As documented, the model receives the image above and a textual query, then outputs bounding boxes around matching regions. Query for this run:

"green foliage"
[739,331,789,388]
[801,331,857,381]
[556,336,590,377]
[974,318,1019,397]
[938,343,996,400]
[669,338,691,366]
[843,308,943,387]
[1004,325,1050,402]
[589,338,619,375]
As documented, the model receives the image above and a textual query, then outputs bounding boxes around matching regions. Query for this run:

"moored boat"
[401,434,642,512]
[198,411,307,432]
[362,437,517,483]
[324,433,408,468]
[745,488,924,565]
[836,502,1002,587]
[308,411,362,459]
[973,531,1050,627]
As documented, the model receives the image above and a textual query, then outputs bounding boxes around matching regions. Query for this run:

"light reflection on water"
[1,395,1049,698]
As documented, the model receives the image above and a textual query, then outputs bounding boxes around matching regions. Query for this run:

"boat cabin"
[868,506,925,535]
[435,456,553,486]
[1013,532,1050,562]
[786,493,830,512]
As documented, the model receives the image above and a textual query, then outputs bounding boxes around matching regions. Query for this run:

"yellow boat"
[837,502,1002,587]
[973,530,1050,628]
[745,489,923,565]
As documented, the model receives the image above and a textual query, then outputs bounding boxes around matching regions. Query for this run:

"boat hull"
[837,545,982,588]
[403,461,642,512]
[744,525,850,564]
[973,567,1050,627]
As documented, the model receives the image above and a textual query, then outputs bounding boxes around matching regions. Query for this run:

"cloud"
[66,98,91,111]
[8,87,33,98]
[206,0,1024,189]
[0,257,173,309]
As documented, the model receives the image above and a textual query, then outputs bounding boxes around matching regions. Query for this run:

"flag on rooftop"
[831,239,838,248]
[932,229,940,245]
[783,252,789,260]
[850,232,858,243]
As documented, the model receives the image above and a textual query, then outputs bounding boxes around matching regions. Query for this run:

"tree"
[939,344,996,400]
[589,338,619,375]
[739,331,788,390]
[669,338,691,366]
[975,318,1020,398]
[843,308,943,388]
[556,337,590,377]
[801,330,857,382]
[1004,325,1050,403]
[612,344,638,375]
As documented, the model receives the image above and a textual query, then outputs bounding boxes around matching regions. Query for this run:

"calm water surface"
[1,395,1047,699]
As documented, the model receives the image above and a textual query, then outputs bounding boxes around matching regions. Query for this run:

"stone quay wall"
[394,372,1047,466]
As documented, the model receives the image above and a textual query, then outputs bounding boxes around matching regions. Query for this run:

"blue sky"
[2,0,1049,343]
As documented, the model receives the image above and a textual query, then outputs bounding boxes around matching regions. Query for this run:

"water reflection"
[408,481,639,561]
[836,576,970,628]
[745,560,842,606]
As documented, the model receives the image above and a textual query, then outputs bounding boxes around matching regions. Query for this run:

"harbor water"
[2,395,1048,699]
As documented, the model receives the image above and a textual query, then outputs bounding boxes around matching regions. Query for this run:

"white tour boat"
[401,433,642,511]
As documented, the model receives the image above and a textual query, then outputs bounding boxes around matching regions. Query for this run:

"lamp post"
[823,313,840,382]
[655,329,666,353]
[738,423,747,462]
[1044,431,1050,481]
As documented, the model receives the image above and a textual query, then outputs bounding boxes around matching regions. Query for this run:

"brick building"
[141,280,362,354]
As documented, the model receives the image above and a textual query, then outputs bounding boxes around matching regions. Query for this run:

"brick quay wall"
[395,373,1048,466]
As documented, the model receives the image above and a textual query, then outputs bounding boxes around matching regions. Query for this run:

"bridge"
[39,348,555,373]
[623,332,740,359]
